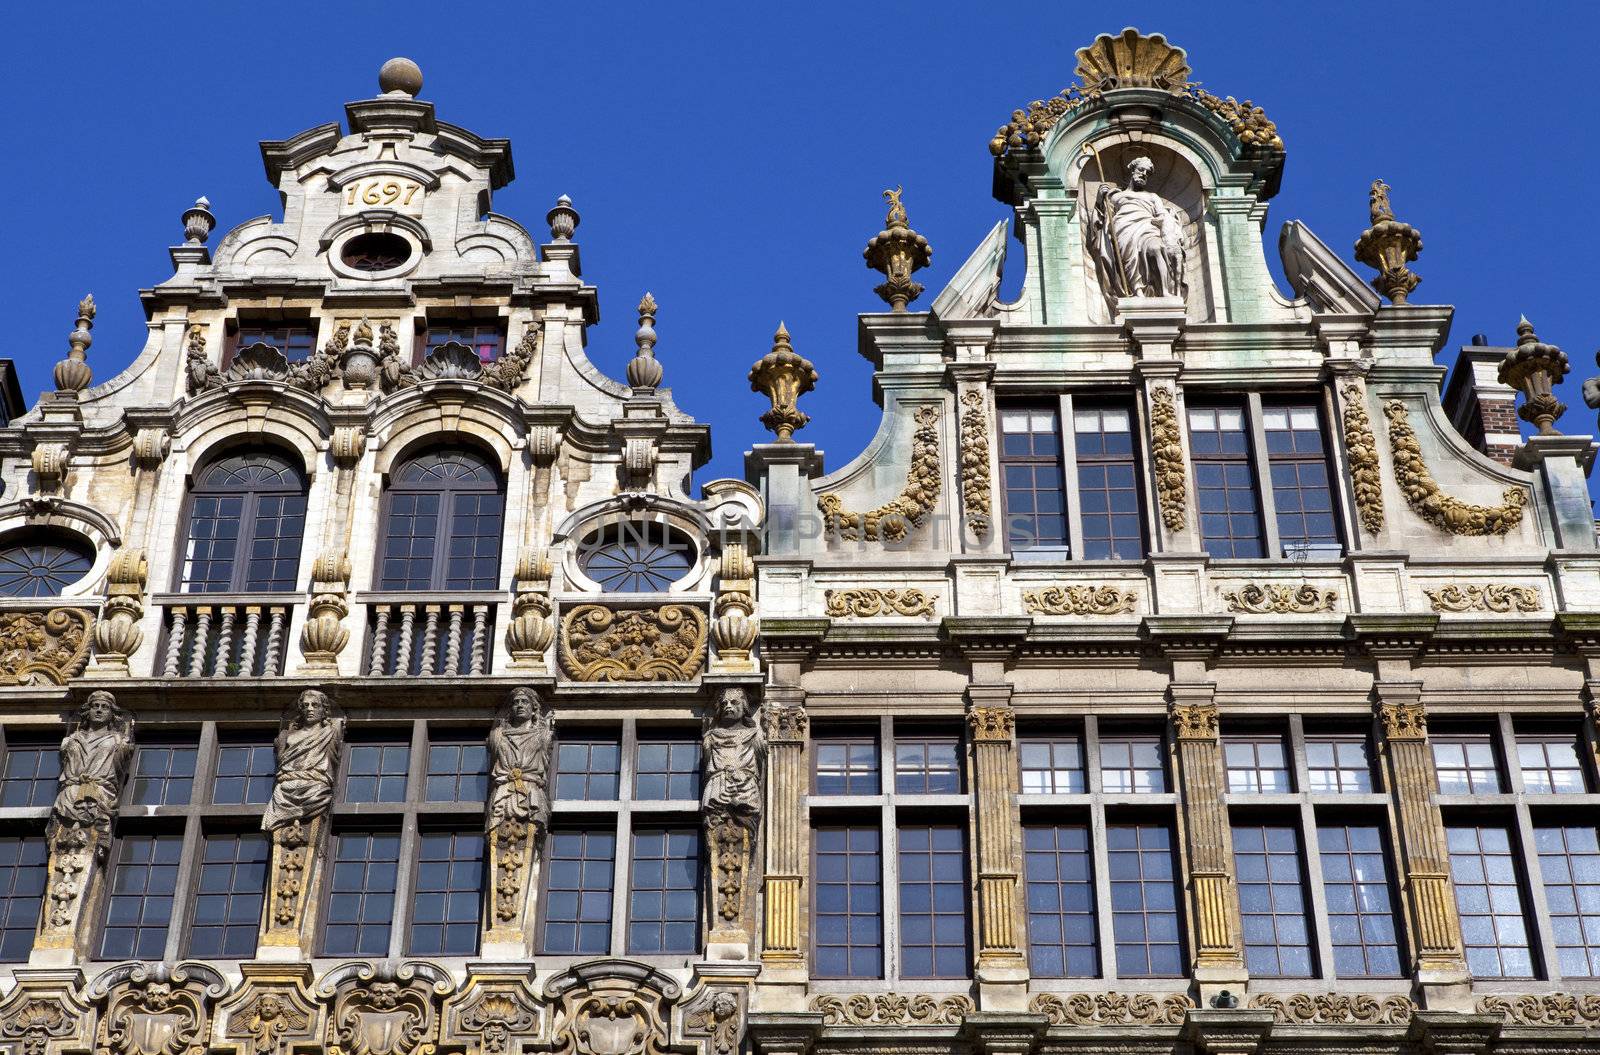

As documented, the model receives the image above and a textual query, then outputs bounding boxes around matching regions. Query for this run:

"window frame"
[377,446,507,592]
[1068,396,1148,561]
[996,400,1070,555]
[415,317,506,365]
[224,318,318,368]
[176,448,309,594]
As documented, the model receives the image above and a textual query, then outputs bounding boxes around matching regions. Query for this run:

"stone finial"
[378,56,423,97]
[1499,316,1570,435]
[748,322,818,441]
[182,196,215,245]
[547,194,580,241]
[863,186,932,311]
[1354,178,1423,304]
[53,294,96,393]
[626,292,664,390]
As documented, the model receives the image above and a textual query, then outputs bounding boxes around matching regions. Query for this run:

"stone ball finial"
[378,57,424,97]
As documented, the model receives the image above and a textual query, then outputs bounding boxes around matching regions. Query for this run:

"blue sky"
[5,1,1599,497]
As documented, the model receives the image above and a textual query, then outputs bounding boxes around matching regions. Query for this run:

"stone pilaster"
[258,817,330,960]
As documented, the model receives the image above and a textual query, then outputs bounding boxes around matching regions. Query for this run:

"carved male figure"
[261,689,344,834]
[1089,154,1189,301]
[49,690,134,845]
[702,686,765,830]
[487,686,555,840]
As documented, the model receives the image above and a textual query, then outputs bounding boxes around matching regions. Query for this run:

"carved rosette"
[823,587,936,619]
[506,549,556,672]
[442,971,545,1055]
[297,552,352,674]
[1149,386,1187,532]
[1221,583,1338,614]
[1248,992,1415,1024]
[818,405,941,542]
[91,962,228,1055]
[1028,992,1194,1026]
[321,961,452,1055]
[1341,382,1385,535]
[1477,994,1600,1026]
[958,391,992,537]
[558,604,708,682]
[1424,583,1542,614]
[809,994,974,1026]
[1023,584,1138,616]
[710,543,757,672]
[2,607,94,685]
[1382,400,1527,536]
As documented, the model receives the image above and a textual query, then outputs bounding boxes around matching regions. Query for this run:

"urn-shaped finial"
[547,194,580,242]
[1498,316,1570,436]
[864,187,933,311]
[748,322,819,441]
[626,292,664,391]
[182,197,215,245]
[53,294,96,393]
[1354,178,1423,304]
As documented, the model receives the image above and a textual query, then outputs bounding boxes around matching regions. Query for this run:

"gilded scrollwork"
[1382,399,1527,536]
[1220,583,1338,615]
[824,587,937,619]
[1477,994,1600,1026]
[1423,583,1542,614]
[558,604,708,682]
[1028,991,1193,1026]
[818,405,941,542]
[1248,992,1415,1025]
[966,706,1015,742]
[1023,584,1138,616]
[1149,386,1187,532]
[958,390,991,537]
[808,993,974,1026]
[1341,383,1385,535]
[0,607,93,685]
[1171,700,1219,741]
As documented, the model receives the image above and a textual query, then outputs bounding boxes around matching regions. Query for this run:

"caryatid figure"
[261,689,344,835]
[702,686,766,832]
[487,686,555,842]
[49,690,134,847]
[1089,154,1190,302]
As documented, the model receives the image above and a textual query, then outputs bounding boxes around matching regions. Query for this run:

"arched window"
[180,450,308,592]
[0,532,94,597]
[577,521,696,593]
[380,448,504,591]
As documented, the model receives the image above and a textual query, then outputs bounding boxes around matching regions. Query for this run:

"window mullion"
[1513,804,1561,980]
[611,800,634,956]
[1058,393,1082,559]
[1090,801,1116,980]
[1246,393,1281,558]
[1299,800,1335,980]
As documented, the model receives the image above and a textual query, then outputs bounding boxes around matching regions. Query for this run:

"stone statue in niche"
[702,686,765,829]
[487,686,555,841]
[49,690,134,845]
[1088,154,1190,302]
[261,688,344,835]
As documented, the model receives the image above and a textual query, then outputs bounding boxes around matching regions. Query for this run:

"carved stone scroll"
[818,405,941,542]
[90,962,228,1055]
[1382,399,1527,536]
[1149,386,1187,532]
[1249,993,1415,1025]
[823,587,936,619]
[215,963,320,1055]
[0,608,93,685]
[1476,994,1600,1026]
[958,390,992,538]
[808,994,974,1026]
[320,961,452,1055]
[1023,584,1137,616]
[441,969,545,1055]
[1341,383,1385,535]
[545,962,679,1055]
[1423,583,1541,614]
[558,604,708,682]
[1029,992,1193,1026]
[1220,583,1338,614]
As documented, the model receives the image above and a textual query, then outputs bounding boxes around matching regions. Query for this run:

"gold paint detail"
[1500,317,1570,436]
[824,587,937,619]
[1029,992,1194,1026]
[1023,584,1138,616]
[863,187,932,311]
[1382,399,1527,536]
[1355,179,1423,304]
[1424,583,1542,614]
[1221,583,1338,614]
[748,323,818,442]
[1477,995,1600,1026]
[558,604,708,682]
[958,391,992,537]
[1379,701,1428,742]
[0,608,93,685]
[809,994,974,1026]
[1341,383,1385,535]
[1248,993,1415,1025]
[818,405,942,542]
[1149,386,1187,532]
[966,706,1016,742]
[1171,701,1219,741]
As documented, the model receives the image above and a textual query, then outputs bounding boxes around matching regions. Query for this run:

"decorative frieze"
[958,390,992,538]
[1220,583,1338,614]
[1,607,93,685]
[824,586,936,619]
[1149,386,1187,532]
[1248,992,1415,1025]
[1341,382,1385,535]
[809,993,974,1026]
[818,405,941,542]
[1382,399,1527,536]
[558,604,708,682]
[1423,583,1541,614]
[1023,584,1138,616]
[1477,994,1600,1026]
[1029,992,1194,1026]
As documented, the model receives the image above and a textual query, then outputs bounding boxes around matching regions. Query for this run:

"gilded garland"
[1023,585,1138,616]
[1382,400,1527,536]
[958,391,991,538]
[818,405,942,542]
[558,604,708,682]
[824,587,937,619]
[1341,384,1384,535]
[0,608,93,686]
[1149,386,1187,532]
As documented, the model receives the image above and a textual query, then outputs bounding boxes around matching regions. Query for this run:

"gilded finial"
[864,188,932,311]
[1354,178,1422,305]
[626,291,663,391]
[1499,316,1569,436]
[53,294,97,393]
[749,322,819,442]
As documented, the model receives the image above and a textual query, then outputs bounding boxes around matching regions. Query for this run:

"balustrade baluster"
[368,607,391,675]
[395,606,417,676]
[216,608,237,676]
[420,607,441,675]
[187,608,213,678]
[444,606,464,675]
[238,607,261,676]
[263,607,286,675]
[469,605,489,675]
[164,607,188,676]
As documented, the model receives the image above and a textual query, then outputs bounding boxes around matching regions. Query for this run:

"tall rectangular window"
[814,734,880,795]
[893,735,962,794]
[129,741,198,807]
[101,833,183,960]
[541,829,616,955]
[1518,735,1589,794]
[323,831,401,957]
[634,735,701,801]
[1107,822,1183,976]
[1534,824,1600,977]
[627,827,700,954]
[409,831,484,956]
[1447,824,1533,977]
[213,739,275,806]
[425,738,490,802]
[554,734,622,801]
[343,740,411,804]
[813,825,883,978]
[1189,404,1265,558]
[1019,737,1086,794]
[1,739,59,807]
[1224,736,1292,793]
[189,833,268,959]
[1305,736,1373,793]
[1318,824,1402,977]
[1263,403,1339,553]
[0,835,46,961]
[1433,735,1502,794]
[1073,405,1144,559]
[999,406,1067,551]
[1023,823,1097,977]
[1100,736,1167,794]
[1234,823,1313,977]
[898,824,969,978]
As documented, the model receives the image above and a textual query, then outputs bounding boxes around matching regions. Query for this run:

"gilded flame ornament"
[863,187,932,311]
[748,323,817,441]
[1354,179,1423,304]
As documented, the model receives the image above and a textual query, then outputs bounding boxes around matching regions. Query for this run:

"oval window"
[577,521,696,593]
[0,533,94,597]
[340,231,412,273]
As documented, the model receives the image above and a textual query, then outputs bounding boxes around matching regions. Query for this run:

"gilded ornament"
[1149,386,1187,531]
[1170,700,1219,741]
[966,706,1015,742]
[1354,179,1423,304]
[0,607,93,685]
[1498,316,1569,435]
[1477,994,1600,1026]
[1221,583,1338,615]
[558,604,708,682]
[1248,993,1415,1025]
[1341,383,1385,535]
[958,390,992,537]
[1382,399,1527,536]
[1028,991,1194,1026]
[1424,583,1542,614]
[1074,28,1191,91]
[53,293,95,393]
[1378,700,1428,742]
[809,994,974,1026]
[748,323,817,442]
[824,587,937,619]
[863,187,932,311]
[1023,584,1138,616]
[818,405,942,542]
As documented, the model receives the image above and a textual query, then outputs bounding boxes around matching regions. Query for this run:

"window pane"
[628,827,700,954]
[1019,737,1085,794]
[1189,403,1264,558]
[898,825,969,978]
[130,741,198,807]
[1264,402,1340,553]
[380,448,504,592]
[1535,824,1600,977]
[1025,823,1097,977]
[322,831,401,957]
[1305,735,1373,793]
[101,834,183,960]
[893,735,963,794]
[1100,736,1166,793]
[814,825,882,979]
[0,835,47,961]
[409,830,484,956]
[181,451,306,594]
[424,321,503,363]
[1107,823,1183,976]
[999,404,1067,551]
[1433,735,1502,794]
[634,735,701,801]
[541,829,616,955]
[425,738,490,803]
[1,739,61,808]
[213,740,275,805]
[1448,824,1533,978]
[554,734,622,801]
[1234,824,1314,977]
[188,833,268,958]
[343,741,410,804]
[814,735,880,796]
[1223,736,1292,794]
[1074,403,1145,559]
[1517,735,1588,794]
[1318,824,1402,977]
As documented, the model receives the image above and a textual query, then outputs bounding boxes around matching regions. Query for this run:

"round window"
[340,231,412,273]
[577,521,696,593]
[0,533,94,597]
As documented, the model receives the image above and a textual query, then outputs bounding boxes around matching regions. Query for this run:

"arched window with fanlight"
[379,448,505,591]
[0,531,94,597]
[179,450,308,593]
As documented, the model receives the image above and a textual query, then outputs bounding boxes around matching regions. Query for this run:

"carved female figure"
[261,689,344,834]
[49,690,134,844]
[487,687,555,840]
[702,686,765,830]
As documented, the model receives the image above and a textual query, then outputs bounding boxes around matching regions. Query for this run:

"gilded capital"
[1170,700,1219,740]
[1379,700,1428,741]
[966,705,1015,742]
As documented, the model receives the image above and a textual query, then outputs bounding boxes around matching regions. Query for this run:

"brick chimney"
[1442,335,1522,466]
